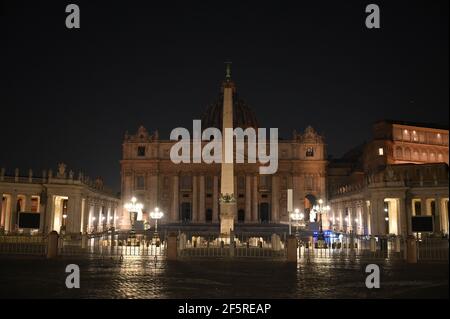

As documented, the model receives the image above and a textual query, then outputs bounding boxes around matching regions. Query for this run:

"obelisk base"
[220,202,235,236]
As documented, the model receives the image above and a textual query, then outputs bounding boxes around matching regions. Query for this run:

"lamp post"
[313,199,330,233]
[150,207,164,245]
[150,207,164,233]
[290,209,305,238]
[124,197,143,236]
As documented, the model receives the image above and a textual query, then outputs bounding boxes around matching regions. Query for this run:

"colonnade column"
[252,175,258,222]
[245,175,252,223]
[212,176,219,222]
[271,175,279,222]
[171,175,179,222]
[192,175,198,222]
[199,175,205,223]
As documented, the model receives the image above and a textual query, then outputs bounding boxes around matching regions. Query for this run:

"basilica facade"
[120,80,328,230]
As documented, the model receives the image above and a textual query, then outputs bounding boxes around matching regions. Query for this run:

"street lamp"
[313,199,330,233]
[124,196,144,235]
[150,207,164,245]
[290,208,305,237]
[150,207,164,233]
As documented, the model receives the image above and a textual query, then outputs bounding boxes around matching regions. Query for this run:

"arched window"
[412,149,419,160]
[429,152,436,162]
[437,152,443,162]
[137,146,146,157]
[395,146,403,159]
[421,150,428,161]
[306,147,314,157]
[404,147,411,160]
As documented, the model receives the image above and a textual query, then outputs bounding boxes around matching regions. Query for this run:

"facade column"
[192,175,198,222]
[213,176,219,222]
[171,175,179,222]
[420,197,428,216]
[369,199,379,236]
[93,202,100,232]
[376,197,387,236]
[361,201,369,235]
[234,176,238,218]
[4,195,13,233]
[292,174,302,211]
[81,198,88,233]
[434,196,441,233]
[0,196,5,228]
[271,175,280,222]
[67,195,82,234]
[406,197,413,235]
[252,175,258,222]
[150,173,159,212]
[44,194,54,234]
[245,175,252,223]
[399,195,407,237]
[441,199,449,235]
[199,175,205,222]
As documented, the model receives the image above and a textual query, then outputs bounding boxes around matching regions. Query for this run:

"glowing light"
[62,214,68,219]
[385,217,389,221]
[150,207,164,220]
[290,209,304,221]
[384,208,388,212]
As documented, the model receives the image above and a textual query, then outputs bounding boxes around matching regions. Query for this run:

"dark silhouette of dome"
[201,92,259,129]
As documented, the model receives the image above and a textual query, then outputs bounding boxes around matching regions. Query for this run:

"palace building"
[328,120,449,237]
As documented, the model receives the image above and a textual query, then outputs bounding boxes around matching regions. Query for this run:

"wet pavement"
[0,256,448,299]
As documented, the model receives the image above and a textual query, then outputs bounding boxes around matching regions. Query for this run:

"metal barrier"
[0,235,47,255]
[417,237,449,261]
[59,235,166,257]
[178,246,286,259]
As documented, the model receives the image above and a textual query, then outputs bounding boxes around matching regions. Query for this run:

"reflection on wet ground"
[0,256,448,299]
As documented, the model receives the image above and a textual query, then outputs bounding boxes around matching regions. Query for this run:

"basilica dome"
[201,92,259,129]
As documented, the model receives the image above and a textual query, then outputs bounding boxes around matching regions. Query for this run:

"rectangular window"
[378,148,384,156]
[31,197,39,212]
[136,176,145,190]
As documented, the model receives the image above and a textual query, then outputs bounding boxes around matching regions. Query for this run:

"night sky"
[1,0,448,192]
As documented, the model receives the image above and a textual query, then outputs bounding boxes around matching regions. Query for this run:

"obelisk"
[219,62,236,236]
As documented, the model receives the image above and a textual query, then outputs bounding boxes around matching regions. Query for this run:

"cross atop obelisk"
[219,62,236,236]
[225,61,232,81]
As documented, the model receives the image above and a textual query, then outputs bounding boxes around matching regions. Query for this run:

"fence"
[0,233,447,262]
[58,233,166,257]
[417,237,449,261]
[178,247,286,259]
[0,235,47,256]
